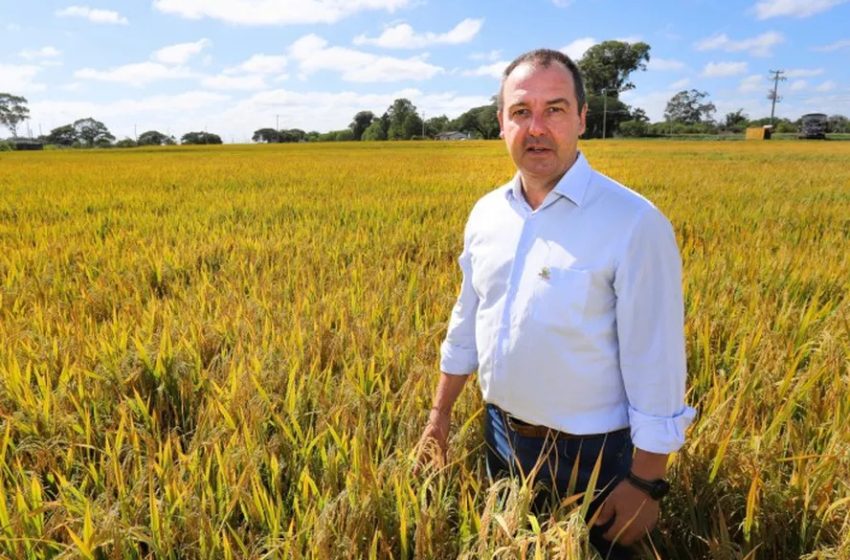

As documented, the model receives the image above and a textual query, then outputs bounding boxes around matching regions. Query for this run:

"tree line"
[3,40,849,149]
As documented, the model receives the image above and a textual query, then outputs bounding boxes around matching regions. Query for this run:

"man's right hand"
[414,408,451,473]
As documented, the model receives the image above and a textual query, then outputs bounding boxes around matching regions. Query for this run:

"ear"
[578,103,588,136]
[497,109,504,138]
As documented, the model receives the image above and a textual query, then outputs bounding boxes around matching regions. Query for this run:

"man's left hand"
[593,479,660,545]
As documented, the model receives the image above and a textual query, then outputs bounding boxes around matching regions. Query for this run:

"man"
[417,49,695,558]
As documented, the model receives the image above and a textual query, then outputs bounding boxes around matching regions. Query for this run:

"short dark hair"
[497,49,586,115]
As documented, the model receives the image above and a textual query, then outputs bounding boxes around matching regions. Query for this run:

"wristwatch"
[625,471,670,500]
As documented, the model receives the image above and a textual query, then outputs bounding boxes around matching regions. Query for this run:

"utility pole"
[421,110,426,137]
[768,70,785,126]
[602,88,608,139]
[276,114,281,131]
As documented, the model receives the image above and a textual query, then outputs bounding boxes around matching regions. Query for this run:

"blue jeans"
[484,404,634,560]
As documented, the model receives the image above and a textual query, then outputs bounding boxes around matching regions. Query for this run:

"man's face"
[498,62,587,189]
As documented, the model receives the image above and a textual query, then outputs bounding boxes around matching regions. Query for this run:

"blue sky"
[2,0,848,142]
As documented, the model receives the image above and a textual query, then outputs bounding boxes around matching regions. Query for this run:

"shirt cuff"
[628,405,696,454]
[439,340,478,375]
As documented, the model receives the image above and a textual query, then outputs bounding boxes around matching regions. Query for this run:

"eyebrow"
[508,97,572,111]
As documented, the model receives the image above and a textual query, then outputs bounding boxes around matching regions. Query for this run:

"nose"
[528,111,545,137]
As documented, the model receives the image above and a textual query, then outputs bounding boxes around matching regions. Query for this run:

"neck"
[519,152,580,210]
[520,177,558,210]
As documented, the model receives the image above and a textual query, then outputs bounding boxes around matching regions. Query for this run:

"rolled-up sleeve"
[614,207,696,454]
[439,222,479,375]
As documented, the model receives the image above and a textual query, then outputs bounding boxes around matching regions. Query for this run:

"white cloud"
[470,50,502,62]
[153,39,211,65]
[463,61,508,79]
[813,38,850,51]
[790,80,808,91]
[0,63,45,93]
[695,31,783,57]
[552,0,573,6]
[785,68,824,78]
[201,74,268,90]
[616,35,643,44]
[153,0,410,25]
[815,80,836,92]
[60,82,84,92]
[670,78,690,89]
[55,5,129,25]
[235,87,490,134]
[19,46,61,60]
[225,54,288,75]
[288,34,442,82]
[353,18,482,48]
[75,62,195,87]
[649,57,686,71]
[561,37,596,60]
[619,90,674,122]
[754,0,848,19]
[739,74,765,92]
[702,61,748,77]
[31,91,231,140]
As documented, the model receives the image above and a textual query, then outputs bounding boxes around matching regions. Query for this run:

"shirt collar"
[504,151,592,208]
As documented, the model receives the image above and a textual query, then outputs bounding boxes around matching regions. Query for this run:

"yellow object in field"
[746,126,771,140]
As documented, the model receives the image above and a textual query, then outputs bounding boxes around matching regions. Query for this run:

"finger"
[602,514,625,542]
[594,500,614,526]
[607,505,643,545]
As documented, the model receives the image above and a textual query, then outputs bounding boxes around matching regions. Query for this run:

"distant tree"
[138,130,176,146]
[583,94,631,138]
[46,124,78,146]
[279,129,306,143]
[579,41,651,97]
[402,113,424,139]
[349,110,376,141]
[630,108,649,123]
[664,89,716,125]
[361,120,387,141]
[115,138,137,148]
[306,131,321,142]
[334,129,355,141]
[386,98,418,140]
[723,109,749,132]
[181,131,222,144]
[73,118,115,147]
[827,114,848,133]
[618,120,648,137]
[424,114,449,137]
[452,104,499,139]
[252,128,281,143]
[0,93,30,138]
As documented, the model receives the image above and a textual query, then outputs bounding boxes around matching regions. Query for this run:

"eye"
[512,108,529,117]
[547,106,565,114]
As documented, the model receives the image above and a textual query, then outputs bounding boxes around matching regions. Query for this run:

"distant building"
[435,131,470,141]
[8,138,44,150]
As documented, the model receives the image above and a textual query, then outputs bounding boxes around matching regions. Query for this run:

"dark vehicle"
[799,113,828,139]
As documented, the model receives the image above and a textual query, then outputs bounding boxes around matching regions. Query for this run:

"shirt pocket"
[531,266,591,331]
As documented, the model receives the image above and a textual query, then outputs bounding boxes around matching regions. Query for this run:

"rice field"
[0,139,848,559]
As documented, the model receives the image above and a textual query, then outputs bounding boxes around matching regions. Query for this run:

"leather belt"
[502,411,629,441]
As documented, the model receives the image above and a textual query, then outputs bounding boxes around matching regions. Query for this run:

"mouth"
[525,146,551,154]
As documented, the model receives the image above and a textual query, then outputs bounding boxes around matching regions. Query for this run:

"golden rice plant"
[0,139,848,559]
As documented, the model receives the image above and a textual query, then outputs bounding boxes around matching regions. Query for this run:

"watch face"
[650,480,671,500]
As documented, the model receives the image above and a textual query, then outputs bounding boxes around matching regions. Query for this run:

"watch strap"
[625,471,669,500]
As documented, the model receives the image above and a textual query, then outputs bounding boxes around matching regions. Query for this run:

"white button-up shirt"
[440,153,695,454]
